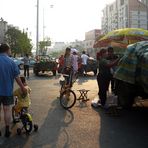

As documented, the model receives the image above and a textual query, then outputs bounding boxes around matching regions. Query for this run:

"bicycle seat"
[21,107,28,113]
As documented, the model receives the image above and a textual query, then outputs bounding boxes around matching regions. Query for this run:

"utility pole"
[36,0,39,55]
[43,8,45,41]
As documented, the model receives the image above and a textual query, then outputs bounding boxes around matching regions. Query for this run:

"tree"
[5,26,32,56]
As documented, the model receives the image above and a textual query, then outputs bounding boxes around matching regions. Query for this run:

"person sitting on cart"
[58,54,64,73]
[13,76,31,113]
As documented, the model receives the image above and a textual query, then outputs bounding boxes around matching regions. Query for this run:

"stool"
[77,89,90,102]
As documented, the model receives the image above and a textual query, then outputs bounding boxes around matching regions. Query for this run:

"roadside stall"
[114,41,148,108]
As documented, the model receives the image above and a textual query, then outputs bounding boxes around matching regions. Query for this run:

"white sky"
[0,0,114,44]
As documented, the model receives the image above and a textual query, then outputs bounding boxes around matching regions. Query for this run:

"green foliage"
[5,26,32,56]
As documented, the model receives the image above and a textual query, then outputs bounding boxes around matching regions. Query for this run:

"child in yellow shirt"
[13,76,31,113]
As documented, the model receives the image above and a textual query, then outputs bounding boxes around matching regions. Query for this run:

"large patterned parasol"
[94,28,148,48]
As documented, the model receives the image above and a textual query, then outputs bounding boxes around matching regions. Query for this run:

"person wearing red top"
[58,55,64,73]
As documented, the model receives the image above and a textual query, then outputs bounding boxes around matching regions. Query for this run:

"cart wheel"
[34,124,38,132]
[17,128,22,135]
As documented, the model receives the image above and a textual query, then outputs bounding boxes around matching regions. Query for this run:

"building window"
[110,5,113,11]
[121,0,124,6]
[90,42,92,46]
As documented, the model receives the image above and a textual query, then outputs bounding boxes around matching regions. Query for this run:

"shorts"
[0,96,14,105]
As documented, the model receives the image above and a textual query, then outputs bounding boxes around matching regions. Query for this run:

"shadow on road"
[77,74,96,85]
[92,107,148,148]
[0,130,30,147]
[32,99,74,148]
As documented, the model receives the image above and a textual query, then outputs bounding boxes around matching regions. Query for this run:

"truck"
[33,55,57,76]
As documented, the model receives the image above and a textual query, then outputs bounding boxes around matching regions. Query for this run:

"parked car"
[11,57,24,70]
[78,57,98,75]
[17,57,36,67]
[29,58,36,67]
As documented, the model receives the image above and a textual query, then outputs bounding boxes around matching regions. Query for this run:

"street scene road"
[0,70,148,148]
[1,0,148,148]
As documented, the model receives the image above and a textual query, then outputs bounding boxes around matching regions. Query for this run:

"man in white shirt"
[81,51,89,75]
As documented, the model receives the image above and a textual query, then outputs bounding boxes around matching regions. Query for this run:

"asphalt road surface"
[0,71,148,148]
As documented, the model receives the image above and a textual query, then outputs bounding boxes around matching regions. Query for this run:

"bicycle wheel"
[60,84,65,97]
[22,114,33,133]
[60,89,76,109]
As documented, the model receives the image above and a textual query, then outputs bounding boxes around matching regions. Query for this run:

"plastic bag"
[105,92,118,107]
[59,75,65,85]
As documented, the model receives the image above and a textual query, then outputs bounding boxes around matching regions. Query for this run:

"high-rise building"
[0,18,8,43]
[101,0,148,34]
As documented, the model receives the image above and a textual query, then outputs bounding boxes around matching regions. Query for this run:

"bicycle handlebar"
[62,74,69,77]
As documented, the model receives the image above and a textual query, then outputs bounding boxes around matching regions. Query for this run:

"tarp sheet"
[114,41,148,93]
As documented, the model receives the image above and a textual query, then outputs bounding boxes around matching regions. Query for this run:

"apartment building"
[84,29,101,57]
[0,18,8,43]
[46,42,67,54]
[101,0,148,34]
[84,29,101,49]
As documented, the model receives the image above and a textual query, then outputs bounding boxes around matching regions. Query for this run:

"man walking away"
[81,51,89,75]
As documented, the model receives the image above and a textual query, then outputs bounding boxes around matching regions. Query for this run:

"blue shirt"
[0,54,20,96]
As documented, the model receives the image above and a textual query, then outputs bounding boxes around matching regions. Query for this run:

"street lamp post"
[43,8,45,42]
[36,0,39,55]
[36,1,54,55]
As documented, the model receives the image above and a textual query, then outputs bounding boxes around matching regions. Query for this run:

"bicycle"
[12,97,38,135]
[59,67,78,109]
